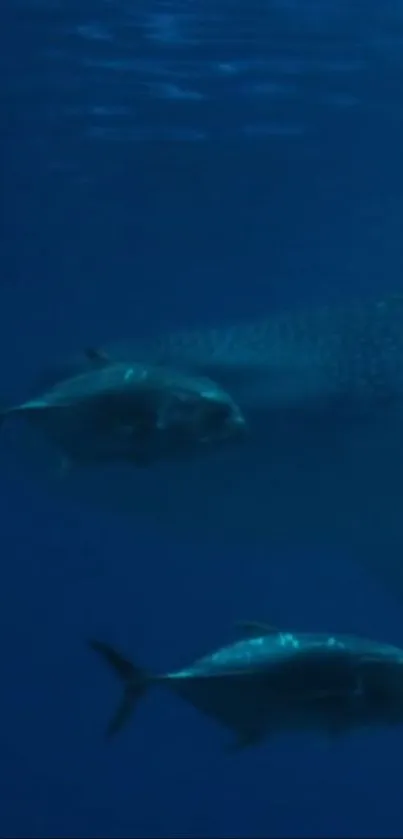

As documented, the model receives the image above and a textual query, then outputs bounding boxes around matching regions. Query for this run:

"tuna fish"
[89,622,403,747]
[6,292,403,599]
[0,349,246,468]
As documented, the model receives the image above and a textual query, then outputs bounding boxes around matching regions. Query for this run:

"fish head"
[123,366,248,463]
[356,649,403,724]
[155,371,247,446]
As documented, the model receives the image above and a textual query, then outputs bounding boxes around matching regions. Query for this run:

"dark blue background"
[2,1,403,836]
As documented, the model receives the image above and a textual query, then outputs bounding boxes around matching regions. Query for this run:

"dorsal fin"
[235,621,279,638]
[84,347,110,367]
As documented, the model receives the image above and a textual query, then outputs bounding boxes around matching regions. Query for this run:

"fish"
[89,621,403,747]
[7,293,403,599]
[0,349,246,469]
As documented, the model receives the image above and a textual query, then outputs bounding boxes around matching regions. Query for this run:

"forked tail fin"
[89,639,150,738]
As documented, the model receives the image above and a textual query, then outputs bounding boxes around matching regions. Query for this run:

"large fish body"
[8,293,403,597]
[1,354,246,467]
[36,293,403,598]
[90,624,403,747]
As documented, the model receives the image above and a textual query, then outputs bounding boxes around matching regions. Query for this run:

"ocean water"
[2,1,403,837]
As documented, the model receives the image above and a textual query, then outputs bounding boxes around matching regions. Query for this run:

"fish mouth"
[189,396,248,447]
[218,410,248,445]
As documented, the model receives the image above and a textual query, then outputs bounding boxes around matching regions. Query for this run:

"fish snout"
[154,385,247,451]
[198,393,247,445]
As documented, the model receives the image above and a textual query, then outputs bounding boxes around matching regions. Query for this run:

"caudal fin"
[89,639,150,738]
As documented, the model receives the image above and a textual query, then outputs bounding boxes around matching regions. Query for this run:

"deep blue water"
[2,1,403,836]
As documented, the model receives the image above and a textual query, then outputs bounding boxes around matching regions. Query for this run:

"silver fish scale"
[172,633,305,680]
[169,632,403,682]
